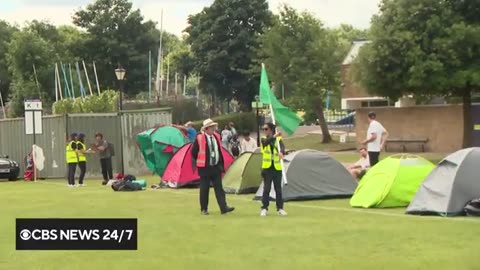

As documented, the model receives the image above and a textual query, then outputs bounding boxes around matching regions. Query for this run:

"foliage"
[171,99,205,124]
[353,0,480,147]
[52,90,119,114]
[7,80,46,118]
[191,112,257,133]
[72,0,180,96]
[185,0,273,108]
[0,20,18,100]
[259,5,345,143]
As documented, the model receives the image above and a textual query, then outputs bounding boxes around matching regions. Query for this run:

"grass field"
[0,136,469,269]
[1,177,480,270]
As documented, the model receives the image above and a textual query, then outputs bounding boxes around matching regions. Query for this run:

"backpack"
[231,142,240,157]
[111,179,142,192]
[464,198,480,216]
[108,142,115,156]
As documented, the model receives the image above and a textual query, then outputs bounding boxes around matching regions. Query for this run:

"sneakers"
[260,209,287,216]
[67,184,75,188]
[78,184,85,187]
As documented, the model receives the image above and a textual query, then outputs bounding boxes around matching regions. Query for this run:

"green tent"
[350,154,434,208]
[223,150,263,194]
[136,126,188,176]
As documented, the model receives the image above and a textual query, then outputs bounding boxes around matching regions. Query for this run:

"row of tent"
[136,125,480,217]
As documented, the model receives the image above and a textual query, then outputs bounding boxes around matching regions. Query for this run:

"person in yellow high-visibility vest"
[260,123,287,217]
[66,132,78,187]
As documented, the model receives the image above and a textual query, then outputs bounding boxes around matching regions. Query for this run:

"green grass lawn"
[1,178,480,270]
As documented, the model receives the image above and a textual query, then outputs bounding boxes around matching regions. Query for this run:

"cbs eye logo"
[19,229,32,240]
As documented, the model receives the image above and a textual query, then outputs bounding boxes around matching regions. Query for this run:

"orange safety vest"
[196,132,221,168]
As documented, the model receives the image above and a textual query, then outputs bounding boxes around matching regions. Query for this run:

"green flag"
[259,64,301,136]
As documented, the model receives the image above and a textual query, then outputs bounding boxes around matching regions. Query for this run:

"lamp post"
[115,66,126,111]
[114,66,126,175]
[252,95,263,147]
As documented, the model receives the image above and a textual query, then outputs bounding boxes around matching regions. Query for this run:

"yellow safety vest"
[66,141,78,164]
[260,135,282,170]
[77,142,86,162]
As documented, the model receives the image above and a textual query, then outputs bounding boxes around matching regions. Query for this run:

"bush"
[192,112,257,132]
[52,90,118,114]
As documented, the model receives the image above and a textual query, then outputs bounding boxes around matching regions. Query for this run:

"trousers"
[261,167,284,211]
[199,172,227,212]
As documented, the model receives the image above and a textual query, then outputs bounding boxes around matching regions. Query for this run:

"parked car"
[0,155,20,181]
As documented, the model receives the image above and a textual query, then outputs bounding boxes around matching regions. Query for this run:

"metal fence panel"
[121,109,172,176]
[0,115,66,178]
[0,109,173,180]
[67,113,121,179]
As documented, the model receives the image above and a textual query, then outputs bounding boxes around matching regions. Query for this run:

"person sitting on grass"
[348,147,370,180]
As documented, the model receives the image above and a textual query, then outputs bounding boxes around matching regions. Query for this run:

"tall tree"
[354,0,480,147]
[6,30,55,116]
[0,21,18,101]
[259,6,343,143]
[185,0,273,110]
[73,0,179,96]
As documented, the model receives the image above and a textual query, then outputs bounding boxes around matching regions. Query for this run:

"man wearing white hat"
[192,118,235,215]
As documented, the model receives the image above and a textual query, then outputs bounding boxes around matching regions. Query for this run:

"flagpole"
[82,60,93,96]
[262,63,288,185]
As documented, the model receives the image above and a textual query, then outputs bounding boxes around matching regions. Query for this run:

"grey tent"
[254,149,357,201]
[406,147,480,217]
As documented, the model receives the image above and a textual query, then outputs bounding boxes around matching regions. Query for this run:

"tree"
[259,6,343,143]
[185,0,273,110]
[6,30,56,116]
[354,0,480,147]
[73,0,179,96]
[0,20,18,101]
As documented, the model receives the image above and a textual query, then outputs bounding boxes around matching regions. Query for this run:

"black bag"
[464,198,480,216]
[123,174,136,181]
[111,179,142,192]
[231,143,240,157]
[108,142,115,156]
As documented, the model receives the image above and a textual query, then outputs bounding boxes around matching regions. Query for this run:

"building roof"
[342,40,371,66]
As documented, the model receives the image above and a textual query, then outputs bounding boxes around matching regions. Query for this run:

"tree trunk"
[313,96,332,144]
[462,87,472,148]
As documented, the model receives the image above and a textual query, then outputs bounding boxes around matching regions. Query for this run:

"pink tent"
[162,143,235,188]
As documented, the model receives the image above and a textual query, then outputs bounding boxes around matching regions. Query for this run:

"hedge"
[192,112,257,133]
[52,90,119,114]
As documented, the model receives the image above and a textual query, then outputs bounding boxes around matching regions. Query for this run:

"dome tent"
[162,143,235,188]
[254,149,357,201]
[350,154,434,208]
[223,149,263,194]
[407,148,480,217]
[136,126,188,176]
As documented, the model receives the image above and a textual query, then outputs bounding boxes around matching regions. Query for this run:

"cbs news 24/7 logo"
[16,218,137,250]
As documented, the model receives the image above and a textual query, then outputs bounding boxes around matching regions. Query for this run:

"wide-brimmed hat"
[202,118,218,129]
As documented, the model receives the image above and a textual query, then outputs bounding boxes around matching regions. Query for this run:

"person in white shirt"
[348,147,370,180]
[361,112,388,166]
[240,132,258,153]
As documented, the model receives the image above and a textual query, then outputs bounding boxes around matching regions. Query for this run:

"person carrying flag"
[260,123,287,216]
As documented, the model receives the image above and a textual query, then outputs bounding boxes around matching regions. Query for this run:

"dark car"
[0,155,20,181]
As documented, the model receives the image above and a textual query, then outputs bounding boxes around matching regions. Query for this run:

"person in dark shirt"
[191,118,235,215]
[259,123,287,216]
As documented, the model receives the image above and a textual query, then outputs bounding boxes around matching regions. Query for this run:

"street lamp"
[115,66,126,111]
[252,95,263,147]
[114,66,126,175]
